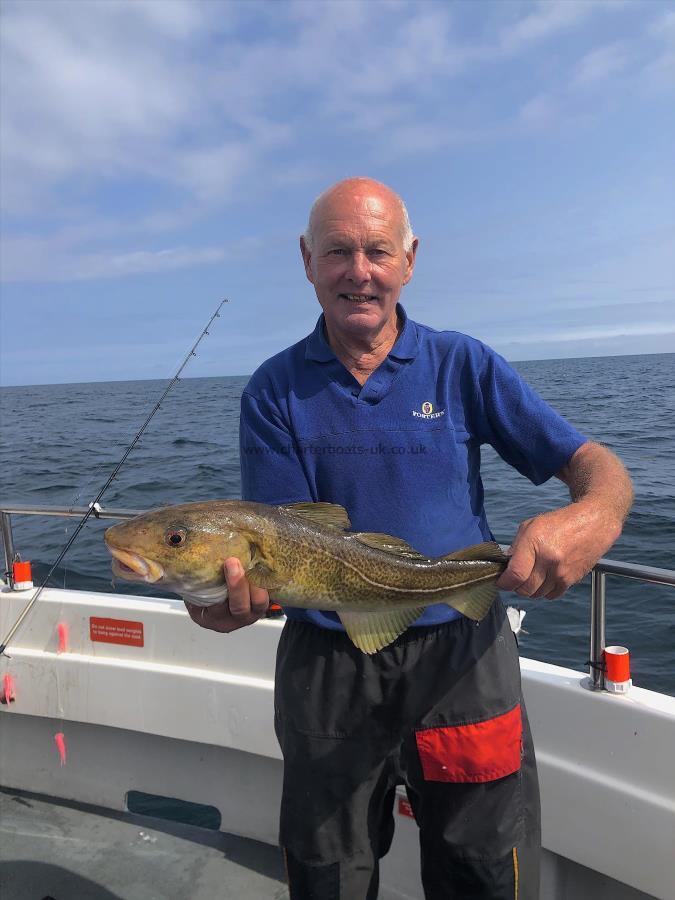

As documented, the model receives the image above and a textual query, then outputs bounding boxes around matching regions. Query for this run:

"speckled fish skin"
[104,499,508,653]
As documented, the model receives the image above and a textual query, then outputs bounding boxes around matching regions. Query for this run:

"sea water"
[1,353,673,694]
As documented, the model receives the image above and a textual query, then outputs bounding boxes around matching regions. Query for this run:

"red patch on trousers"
[415,704,522,783]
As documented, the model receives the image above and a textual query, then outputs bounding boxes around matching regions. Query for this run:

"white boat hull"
[1,584,672,899]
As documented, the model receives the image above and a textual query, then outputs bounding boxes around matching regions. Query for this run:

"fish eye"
[165,526,187,547]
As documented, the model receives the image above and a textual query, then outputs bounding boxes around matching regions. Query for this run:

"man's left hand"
[496,441,633,600]
[496,502,621,599]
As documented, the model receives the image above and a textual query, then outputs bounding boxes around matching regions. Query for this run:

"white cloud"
[572,42,630,87]
[648,8,675,42]
[498,0,610,55]
[0,0,660,284]
[77,246,227,279]
[0,0,277,217]
[519,93,558,125]
[517,24,652,128]
[642,9,675,93]
[0,0,469,242]
[168,143,256,204]
[0,233,269,282]
[0,0,637,205]
[494,321,675,346]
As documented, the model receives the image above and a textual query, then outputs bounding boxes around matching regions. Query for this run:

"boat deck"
[0,787,289,900]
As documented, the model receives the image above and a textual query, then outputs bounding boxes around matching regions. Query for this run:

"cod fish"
[104,500,508,654]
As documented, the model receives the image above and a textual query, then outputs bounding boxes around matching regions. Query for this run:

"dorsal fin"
[351,532,430,560]
[280,502,351,530]
[441,541,508,564]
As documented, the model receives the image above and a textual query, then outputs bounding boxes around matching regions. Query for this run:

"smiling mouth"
[340,294,378,302]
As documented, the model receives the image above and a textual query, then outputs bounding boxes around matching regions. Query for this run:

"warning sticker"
[90,617,144,647]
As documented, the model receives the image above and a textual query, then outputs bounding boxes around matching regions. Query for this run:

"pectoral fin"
[246,561,285,591]
[338,608,425,654]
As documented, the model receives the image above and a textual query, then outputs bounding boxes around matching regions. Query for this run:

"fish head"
[104,502,254,603]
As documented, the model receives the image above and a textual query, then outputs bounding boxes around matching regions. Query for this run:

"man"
[187,178,633,899]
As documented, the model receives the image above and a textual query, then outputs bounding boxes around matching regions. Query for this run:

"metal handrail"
[0,506,147,594]
[0,504,144,520]
[589,559,675,691]
[1,503,674,691]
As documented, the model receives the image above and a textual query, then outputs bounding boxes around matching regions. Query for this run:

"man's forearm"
[556,440,634,531]
[497,441,633,599]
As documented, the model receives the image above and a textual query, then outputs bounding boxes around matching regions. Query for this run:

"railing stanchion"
[1,512,16,588]
[590,568,606,691]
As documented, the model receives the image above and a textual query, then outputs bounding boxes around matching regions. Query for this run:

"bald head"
[299,176,418,351]
[303,177,414,253]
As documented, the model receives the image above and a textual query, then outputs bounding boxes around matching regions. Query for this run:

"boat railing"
[2,504,674,692]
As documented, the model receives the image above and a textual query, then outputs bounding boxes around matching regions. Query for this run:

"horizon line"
[1,349,673,390]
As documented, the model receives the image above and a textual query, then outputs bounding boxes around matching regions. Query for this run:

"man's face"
[300,187,418,344]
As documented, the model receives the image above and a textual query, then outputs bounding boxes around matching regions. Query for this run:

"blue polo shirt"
[239,305,587,630]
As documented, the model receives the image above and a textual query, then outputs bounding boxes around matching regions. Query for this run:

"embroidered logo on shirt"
[412,401,446,419]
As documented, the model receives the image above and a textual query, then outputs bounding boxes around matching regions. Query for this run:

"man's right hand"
[185,557,270,632]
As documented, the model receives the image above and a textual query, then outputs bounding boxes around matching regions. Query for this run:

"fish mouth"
[107,546,164,583]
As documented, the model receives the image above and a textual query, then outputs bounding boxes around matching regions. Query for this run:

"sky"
[1,0,674,386]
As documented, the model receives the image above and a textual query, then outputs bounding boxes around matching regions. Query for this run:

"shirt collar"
[305,304,420,363]
[389,305,420,361]
[305,313,336,362]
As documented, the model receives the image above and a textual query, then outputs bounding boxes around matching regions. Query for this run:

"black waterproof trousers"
[274,601,541,899]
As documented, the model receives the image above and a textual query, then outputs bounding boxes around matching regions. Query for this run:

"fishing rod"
[0,299,228,657]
